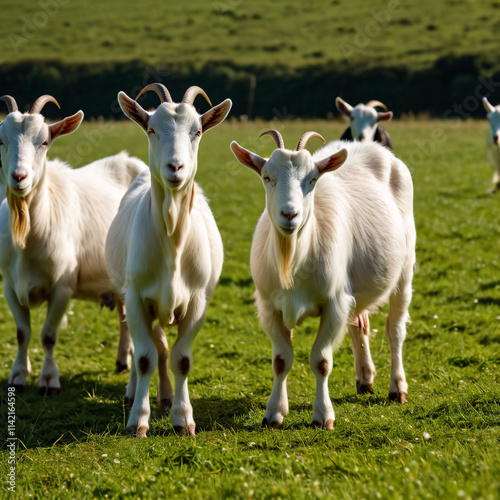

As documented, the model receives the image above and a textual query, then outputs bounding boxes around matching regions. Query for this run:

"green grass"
[1,119,500,499]
[1,0,499,71]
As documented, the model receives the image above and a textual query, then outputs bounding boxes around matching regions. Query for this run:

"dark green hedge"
[1,55,498,120]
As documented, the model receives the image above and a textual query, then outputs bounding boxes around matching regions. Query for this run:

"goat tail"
[7,189,30,249]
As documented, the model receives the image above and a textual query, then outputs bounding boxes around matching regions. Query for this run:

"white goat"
[482,97,500,192]
[0,95,146,394]
[336,97,393,150]
[105,83,231,437]
[230,130,416,429]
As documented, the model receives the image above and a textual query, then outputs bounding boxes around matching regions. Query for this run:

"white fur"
[483,97,500,192]
[231,137,416,429]
[106,87,231,437]
[0,108,146,393]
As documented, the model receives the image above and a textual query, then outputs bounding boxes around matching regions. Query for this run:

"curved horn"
[483,97,496,113]
[182,86,212,107]
[0,95,18,113]
[135,83,173,104]
[30,95,60,114]
[366,100,388,111]
[259,129,285,149]
[296,131,326,151]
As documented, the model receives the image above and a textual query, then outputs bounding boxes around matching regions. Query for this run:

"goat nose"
[168,163,183,172]
[12,172,27,182]
[281,210,298,221]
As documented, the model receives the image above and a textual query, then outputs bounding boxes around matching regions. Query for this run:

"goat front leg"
[348,311,376,394]
[115,298,134,373]
[170,292,207,436]
[310,298,350,429]
[125,288,157,438]
[38,286,71,395]
[260,303,293,429]
[5,284,32,390]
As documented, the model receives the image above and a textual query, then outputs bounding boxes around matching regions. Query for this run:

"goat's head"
[483,97,500,146]
[0,95,83,197]
[336,97,392,142]
[231,130,347,237]
[118,83,232,192]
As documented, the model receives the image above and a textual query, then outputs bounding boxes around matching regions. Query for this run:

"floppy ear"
[316,148,348,176]
[201,99,232,133]
[335,97,353,117]
[230,141,266,175]
[118,91,150,131]
[49,110,84,142]
[377,111,393,122]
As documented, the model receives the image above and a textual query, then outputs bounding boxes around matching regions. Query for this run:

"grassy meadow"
[1,0,499,71]
[0,117,499,499]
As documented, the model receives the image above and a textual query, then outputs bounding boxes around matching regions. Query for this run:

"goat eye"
[40,140,48,148]
[263,176,271,183]
[195,129,202,138]
[147,128,155,135]
[310,178,317,185]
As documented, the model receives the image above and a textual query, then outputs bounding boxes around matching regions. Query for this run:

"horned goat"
[0,94,146,394]
[482,97,500,192]
[105,83,231,437]
[336,97,393,150]
[230,130,416,429]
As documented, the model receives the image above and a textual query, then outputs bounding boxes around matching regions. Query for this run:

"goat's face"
[118,84,232,192]
[0,101,83,198]
[484,98,500,146]
[336,97,392,142]
[230,133,347,237]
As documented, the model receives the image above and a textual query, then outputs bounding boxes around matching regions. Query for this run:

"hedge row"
[1,55,499,120]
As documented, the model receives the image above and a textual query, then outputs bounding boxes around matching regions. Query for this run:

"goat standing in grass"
[230,130,415,429]
[336,97,393,150]
[482,97,500,193]
[106,84,231,437]
[0,95,146,394]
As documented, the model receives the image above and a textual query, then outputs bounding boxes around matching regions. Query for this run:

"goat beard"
[7,189,31,249]
[277,231,296,290]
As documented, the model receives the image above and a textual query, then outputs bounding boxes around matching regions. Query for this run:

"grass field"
[0,117,499,499]
[1,0,499,72]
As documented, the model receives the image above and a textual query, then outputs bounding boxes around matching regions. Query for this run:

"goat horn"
[30,95,60,114]
[135,83,173,104]
[259,130,285,149]
[296,131,326,151]
[0,95,18,113]
[483,97,495,113]
[182,86,212,106]
[366,100,388,111]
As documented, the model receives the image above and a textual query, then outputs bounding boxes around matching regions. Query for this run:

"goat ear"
[49,110,84,142]
[335,97,353,117]
[230,141,266,175]
[118,91,150,131]
[316,148,348,176]
[201,99,232,133]
[377,111,393,122]
[483,97,495,114]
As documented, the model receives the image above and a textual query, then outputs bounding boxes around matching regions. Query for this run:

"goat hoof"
[126,425,137,437]
[262,417,282,429]
[312,419,334,430]
[160,398,172,410]
[389,391,408,404]
[136,426,148,438]
[174,424,195,436]
[115,361,129,374]
[356,382,373,394]
[38,386,60,396]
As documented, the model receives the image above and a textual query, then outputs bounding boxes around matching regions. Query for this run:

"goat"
[105,83,231,437]
[336,97,393,150]
[0,94,146,394]
[230,130,416,429]
[482,97,500,192]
